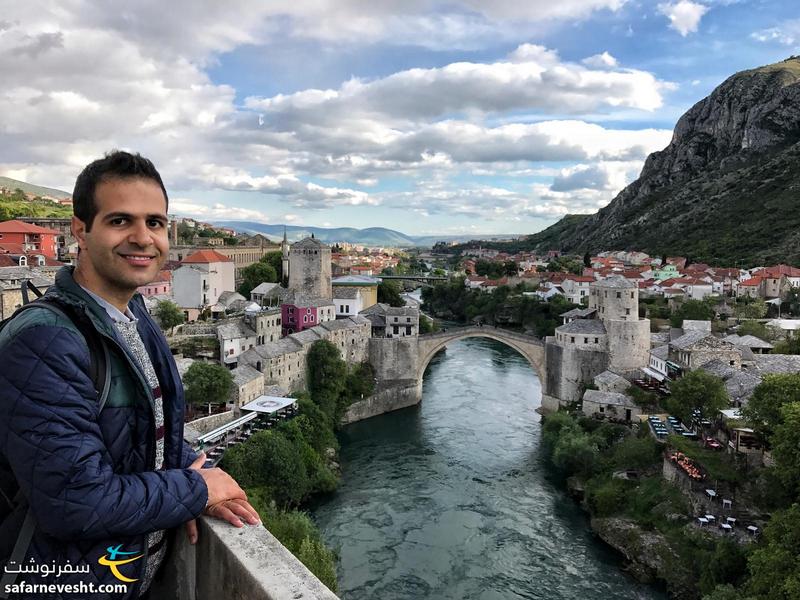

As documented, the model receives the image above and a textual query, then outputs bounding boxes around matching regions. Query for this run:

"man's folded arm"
[0,325,208,541]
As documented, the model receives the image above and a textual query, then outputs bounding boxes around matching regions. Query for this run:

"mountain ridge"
[516,56,800,266]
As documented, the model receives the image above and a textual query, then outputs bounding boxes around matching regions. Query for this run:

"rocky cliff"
[526,57,800,266]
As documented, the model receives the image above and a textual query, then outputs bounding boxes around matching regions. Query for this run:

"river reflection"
[312,338,665,600]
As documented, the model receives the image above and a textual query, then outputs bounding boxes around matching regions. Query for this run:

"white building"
[172,249,236,312]
[333,287,365,318]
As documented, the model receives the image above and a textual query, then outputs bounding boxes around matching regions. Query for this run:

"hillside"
[0,176,71,199]
[520,57,800,266]
[216,221,518,247]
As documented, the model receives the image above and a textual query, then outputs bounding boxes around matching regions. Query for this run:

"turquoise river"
[312,336,666,600]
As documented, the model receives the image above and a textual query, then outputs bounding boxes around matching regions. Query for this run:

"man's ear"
[72,216,89,250]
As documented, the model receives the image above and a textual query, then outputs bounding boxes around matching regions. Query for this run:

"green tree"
[736,298,768,320]
[154,299,184,333]
[237,261,278,298]
[503,260,519,276]
[667,370,729,423]
[736,320,776,342]
[262,251,283,281]
[772,336,800,355]
[306,340,347,422]
[377,281,405,307]
[552,429,599,477]
[742,373,800,444]
[183,361,234,408]
[746,503,800,599]
[419,314,438,334]
[671,298,714,327]
[770,402,800,497]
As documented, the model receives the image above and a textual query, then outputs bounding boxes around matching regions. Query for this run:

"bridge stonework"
[342,326,548,424]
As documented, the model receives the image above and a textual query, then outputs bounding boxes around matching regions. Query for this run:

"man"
[0,151,259,599]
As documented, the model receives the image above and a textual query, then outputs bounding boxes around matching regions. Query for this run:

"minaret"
[281,227,290,285]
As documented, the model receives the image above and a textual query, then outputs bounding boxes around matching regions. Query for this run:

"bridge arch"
[416,326,546,383]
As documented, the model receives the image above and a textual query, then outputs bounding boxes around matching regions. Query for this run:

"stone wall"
[606,318,651,373]
[368,337,419,381]
[149,514,337,600]
[544,340,608,405]
[341,379,421,424]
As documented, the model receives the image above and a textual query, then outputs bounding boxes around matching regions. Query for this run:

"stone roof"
[360,303,419,317]
[283,290,335,308]
[319,316,370,332]
[723,334,774,350]
[559,307,597,319]
[218,291,246,306]
[698,359,762,405]
[232,364,262,386]
[557,319,607,334]
[593,370,630,392]
[251,282,280,295]
[333,287,361,299]
[243,337,304,360]
[292,329,323,345]
[217,320,257,340]
[291,237,328,249]
[751,354,800,375]
[583,390,637,408]
[670,330,714,350]
[650,345,669,360]
[592,277,637,289]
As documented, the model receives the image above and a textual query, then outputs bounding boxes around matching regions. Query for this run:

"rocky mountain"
[522,57,800,266]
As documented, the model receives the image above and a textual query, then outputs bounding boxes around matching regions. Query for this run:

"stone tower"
[281,228,290,285]
[288,235,332,299]
[589,278,650,373]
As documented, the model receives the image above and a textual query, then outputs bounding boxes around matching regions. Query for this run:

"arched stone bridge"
[417,326,545,381]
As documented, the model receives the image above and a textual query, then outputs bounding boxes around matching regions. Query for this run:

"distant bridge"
[416,326,545,381]
[379,274,447,283]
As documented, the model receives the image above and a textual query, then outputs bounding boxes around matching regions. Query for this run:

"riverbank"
[541,412,751,599]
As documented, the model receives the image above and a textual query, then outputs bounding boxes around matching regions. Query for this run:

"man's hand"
[185,453,261,541]
[189,452,248,506]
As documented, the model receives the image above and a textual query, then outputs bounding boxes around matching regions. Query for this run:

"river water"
[312,337,665,600]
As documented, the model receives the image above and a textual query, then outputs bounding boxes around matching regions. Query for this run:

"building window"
[570,336,575,343]
[594,338,598,343]
[625,308,630,315]
[616,292,621,298]
[584,337,588,344]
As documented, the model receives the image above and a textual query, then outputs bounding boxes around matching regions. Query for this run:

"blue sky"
[1,1,798,237]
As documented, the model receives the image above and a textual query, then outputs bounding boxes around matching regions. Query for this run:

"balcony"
[150,515,338,599]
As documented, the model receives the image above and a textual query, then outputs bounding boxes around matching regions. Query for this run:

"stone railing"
[150,516,339,600]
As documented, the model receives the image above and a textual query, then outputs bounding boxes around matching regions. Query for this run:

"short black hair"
[73,150,169,231]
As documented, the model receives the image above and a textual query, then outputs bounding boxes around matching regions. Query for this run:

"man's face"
[73,177,169,300]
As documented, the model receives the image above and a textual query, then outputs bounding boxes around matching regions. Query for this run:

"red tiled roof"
[0,219,60,235]
[762,264,800,278]
[739,277,762,286]
[181,249,232,263]
[0,243,26,254]
[564,275,595,282]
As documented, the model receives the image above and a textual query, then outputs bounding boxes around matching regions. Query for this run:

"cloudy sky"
[1,1,797,236]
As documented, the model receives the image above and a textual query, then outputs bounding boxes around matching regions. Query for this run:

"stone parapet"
[150,516,338,600]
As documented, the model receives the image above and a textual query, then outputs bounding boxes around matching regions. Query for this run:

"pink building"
[137,269,172,297]
[281,292,335,336]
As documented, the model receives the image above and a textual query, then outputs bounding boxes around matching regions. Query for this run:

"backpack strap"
[0,506,35,599]
[8,300,110,409]
[0,298,112,593]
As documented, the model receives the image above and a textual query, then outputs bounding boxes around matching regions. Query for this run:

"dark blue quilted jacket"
[0,267,208,599]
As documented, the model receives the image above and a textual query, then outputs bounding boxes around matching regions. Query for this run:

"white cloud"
[170,199,271,223]
[658,1,709,36]
[581,51,618,68]
[750,20,800,46]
